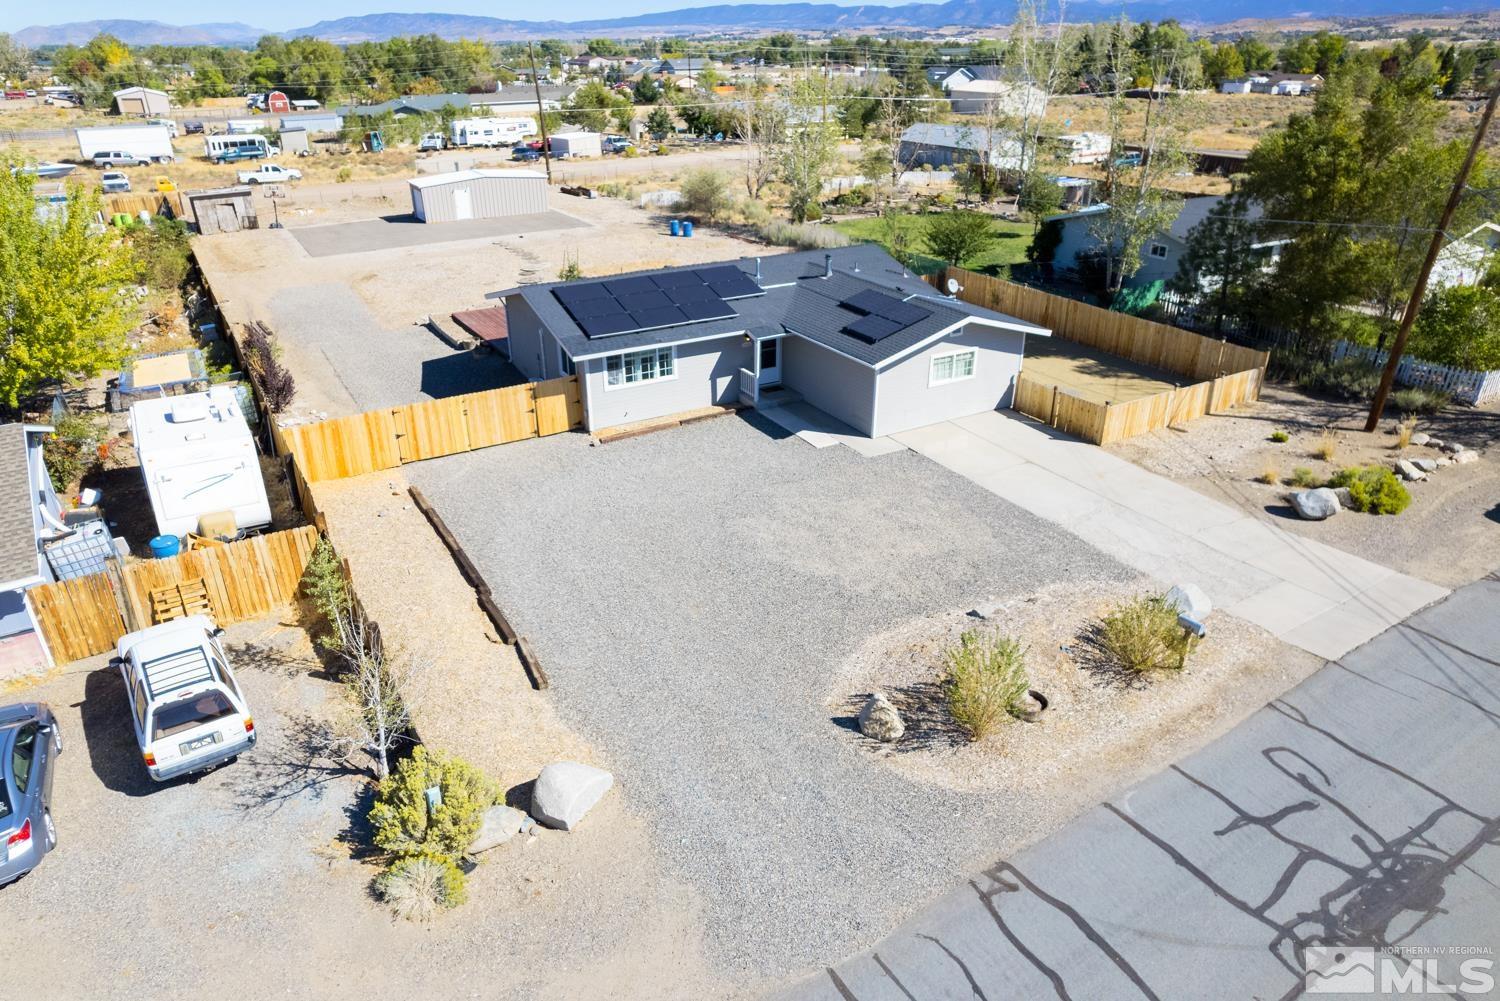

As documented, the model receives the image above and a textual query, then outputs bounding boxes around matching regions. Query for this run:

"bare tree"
[338,610,426,780]
[736,80,785,200]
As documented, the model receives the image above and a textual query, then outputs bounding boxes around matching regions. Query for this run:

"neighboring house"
[1045,195,1286,288]
[948,79,1048,118]
[1223,72,1323,95]
[1431,222,1500,290]
[566,55,609,72]
[899,123,1026,171]
[340,86,574,118]
[113,86,170,117]
[0,424,62,679]
[488,245,1049,438]
[1219,77,1256,94]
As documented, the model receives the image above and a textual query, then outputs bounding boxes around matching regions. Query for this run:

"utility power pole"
[1365,81,1500,431]
[528,42,553,184]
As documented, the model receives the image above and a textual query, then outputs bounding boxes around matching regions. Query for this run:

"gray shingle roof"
[0,424,40,587]
[496,245,1046,366]
[900,122,1014,152]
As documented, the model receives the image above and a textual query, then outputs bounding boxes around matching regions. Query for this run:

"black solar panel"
[666,283,717,304]
[629,306,689,329]
[842,289,893,315]
[651,271,704,289]
[554,282,614,305]
[695,265,763,299]
[617,290,673,313]
[677,299,737,321]
[578,313,638,337]
[845,314,904,343]
[603,276,658,297]
[841,289,931,327]
[566,297,628,320]
[880,299,932,326]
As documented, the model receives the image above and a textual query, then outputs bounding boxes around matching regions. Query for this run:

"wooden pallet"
[150,577,215,624]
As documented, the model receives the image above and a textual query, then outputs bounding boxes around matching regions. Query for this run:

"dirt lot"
[1022,336,1181,405]
[1111,383,1500,588]
[192,190,779,420]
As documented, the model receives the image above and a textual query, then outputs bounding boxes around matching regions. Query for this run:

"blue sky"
[5,0,904,33]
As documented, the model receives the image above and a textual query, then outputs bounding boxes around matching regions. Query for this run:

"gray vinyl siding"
[411,175,547,223]
[580,334,751,430]
[504,297,548,379]
[781,335,876,435]
[871,324,1026,437]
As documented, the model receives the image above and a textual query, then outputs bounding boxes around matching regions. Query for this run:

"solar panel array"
[552,266,763,339]
[839,289,932,343]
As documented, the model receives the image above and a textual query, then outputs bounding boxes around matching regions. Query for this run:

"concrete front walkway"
[893,411,1449,661]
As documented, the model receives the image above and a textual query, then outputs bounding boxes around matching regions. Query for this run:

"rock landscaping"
[858,692,906,742]
[531,762,615,832]
[1291,487,1341,520]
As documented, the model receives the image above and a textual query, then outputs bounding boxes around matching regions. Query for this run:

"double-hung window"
[1149,242,1169,259]
[605,347,675,388]
[930,349,977,386]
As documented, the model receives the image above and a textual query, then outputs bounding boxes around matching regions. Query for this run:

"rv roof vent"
[169,398,208,423]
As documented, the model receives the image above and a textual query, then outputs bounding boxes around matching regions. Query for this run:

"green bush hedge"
[1327,466,1411,515]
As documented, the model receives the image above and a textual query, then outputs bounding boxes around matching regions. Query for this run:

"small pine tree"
[300,537,349,651]
[369,746,500,860]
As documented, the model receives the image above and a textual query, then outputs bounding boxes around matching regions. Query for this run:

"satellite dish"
[946,278,963,296]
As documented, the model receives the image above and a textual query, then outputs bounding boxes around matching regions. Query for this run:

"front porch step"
[756,386,802,407]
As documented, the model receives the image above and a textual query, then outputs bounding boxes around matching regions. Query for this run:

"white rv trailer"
[129,387,271,540]
[75,124,176,163]
[448,116,537,148]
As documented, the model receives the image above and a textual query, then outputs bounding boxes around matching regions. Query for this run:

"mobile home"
[129,388,271,540]
[448,117,537,148]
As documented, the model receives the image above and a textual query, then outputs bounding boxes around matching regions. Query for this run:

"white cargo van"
[113,616,255,782]
[448,116,536,148]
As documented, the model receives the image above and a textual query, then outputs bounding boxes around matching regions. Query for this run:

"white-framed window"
[604,346,676,389]
[930,348,977,386]
[558,345,575,377]
[1149,242,1169,259]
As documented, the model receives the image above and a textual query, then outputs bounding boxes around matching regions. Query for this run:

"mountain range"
[12,2,1485,46]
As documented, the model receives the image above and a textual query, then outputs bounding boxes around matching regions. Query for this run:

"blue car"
[512,147,541,162]
[0,703,60,887]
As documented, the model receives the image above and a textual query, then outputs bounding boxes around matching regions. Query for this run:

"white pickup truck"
[236,163,302,184]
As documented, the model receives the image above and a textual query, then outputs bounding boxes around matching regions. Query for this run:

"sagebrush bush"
[1099,595,1196,673]
[1269,430,1289,443]
[1289,466,1321,488]
[376,855,466,921]
[1311,430,1338,462]
[1256,462,1280,485]
[1394,415,1418,450]
[757,219,851,250]
[1291,356,1383,401]
[943,630,1030,741]
[369,746,499,861]
[1390,386,1450,414]
[1326,466,1412,515]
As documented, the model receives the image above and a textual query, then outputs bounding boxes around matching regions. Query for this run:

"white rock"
[1164,583,1213,620]
[1443,441,1465,453]
[1394,459,1427,481]
[1454,450,1479,464]
[1333,486,1355,509]
[1410,432,1431,446]
[858,692,905,743]
[1436,457,1453,467]
[531,762,614,832]
[1411,458,1438,473]
[1290,488,1340,520]
[469,805,530,853]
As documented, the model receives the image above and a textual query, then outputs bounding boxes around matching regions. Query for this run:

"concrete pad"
[759,402,906,457]
[291,210,589,258]
[1225,581,1342,636]
[1280,598,1395,661]
[1339,572,1449,624]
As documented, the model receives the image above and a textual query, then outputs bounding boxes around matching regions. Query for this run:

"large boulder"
[1411,458,1438,473]
[858,692,905,743]
[1410,432,1431,446]
[1164,583,1213,621]
[1290,488,1340,521]
[469,805,531,854]
[1394,459,1427,481]
[531,762,614,832]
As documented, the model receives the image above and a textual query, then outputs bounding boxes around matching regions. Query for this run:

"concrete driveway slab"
[897,411,1449,661]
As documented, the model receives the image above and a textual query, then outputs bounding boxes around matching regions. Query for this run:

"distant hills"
[13,2,1486,46]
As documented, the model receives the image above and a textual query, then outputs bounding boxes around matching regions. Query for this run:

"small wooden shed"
[187,187,259,235]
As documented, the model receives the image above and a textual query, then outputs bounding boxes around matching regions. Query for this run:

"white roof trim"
[571,328,749,362]
[873,314,1048,371]
[409,169,547,188]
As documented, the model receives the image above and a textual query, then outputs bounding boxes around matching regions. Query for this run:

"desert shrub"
[43,413,107,492]
[1099,595,1196,673]
[335,166,352,183]
[1269,430,1289,443]
[128,218,192,293]
[376,854,467,921]
[1394,415,1418,449]
[557,253,583,282]
[1311,430,1338,462]
[1390,386,1450,414]
[676,168,731,222]
[369,746,500,862]
[757,219,851,250]
[1288,466,1321,488]
[829,184,873,208]
[942,630,1030,741]
[1291,356,1382,401]
[1256,462,1279,485]
[1326,466,1411,515]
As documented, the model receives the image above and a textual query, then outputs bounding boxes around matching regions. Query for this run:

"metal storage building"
[408,170,548,223]
[113,86,170,117]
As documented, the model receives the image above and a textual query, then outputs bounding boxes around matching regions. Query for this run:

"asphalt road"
[778,573,1500,1001]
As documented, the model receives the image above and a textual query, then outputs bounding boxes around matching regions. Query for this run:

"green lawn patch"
[831,213,1034,276]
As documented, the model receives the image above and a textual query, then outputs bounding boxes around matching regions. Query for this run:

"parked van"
[113,616,255,782]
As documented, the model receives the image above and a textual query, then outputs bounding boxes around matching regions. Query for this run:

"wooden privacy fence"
[934,267,1270,382]
[273,376,584,483]
[25,526,320,664]
[1013,368,1263,445]
[103,190,186,219]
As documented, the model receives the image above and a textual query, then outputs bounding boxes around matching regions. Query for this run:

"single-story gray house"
[488,246,1049,437]
[0,424,62,679]
[899,123,1026,171]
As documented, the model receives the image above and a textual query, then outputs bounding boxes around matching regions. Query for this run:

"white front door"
[758,338,781,387]
[452,187,473,220]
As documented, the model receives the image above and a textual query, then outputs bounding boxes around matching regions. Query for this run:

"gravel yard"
[404,413,1142,983]
[1111,383,1500,588]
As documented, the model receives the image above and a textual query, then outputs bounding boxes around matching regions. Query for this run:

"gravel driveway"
[405,413,1129,982]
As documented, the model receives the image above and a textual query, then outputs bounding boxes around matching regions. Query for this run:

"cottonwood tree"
[776,74,841,222]
[0,169,135,408]
[0,34,30,84]
[735,84,785,199]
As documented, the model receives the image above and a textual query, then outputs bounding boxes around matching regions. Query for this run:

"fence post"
[1049,385,1059,427]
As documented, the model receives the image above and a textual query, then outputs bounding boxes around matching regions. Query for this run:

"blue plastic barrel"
[149,535,181,559]
[669,219,681,237]
[682,221,694,238]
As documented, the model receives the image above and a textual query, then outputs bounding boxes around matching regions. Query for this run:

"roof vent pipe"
[755,257,762,280]
[824,253,833,278]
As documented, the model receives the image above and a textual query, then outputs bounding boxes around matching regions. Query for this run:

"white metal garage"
[408,169,548,223]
